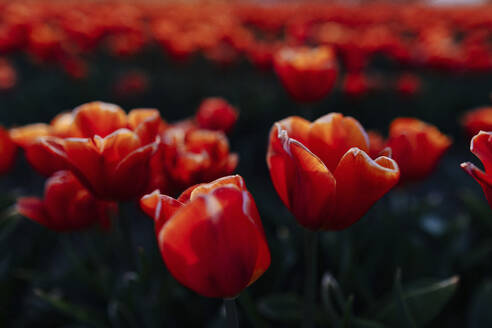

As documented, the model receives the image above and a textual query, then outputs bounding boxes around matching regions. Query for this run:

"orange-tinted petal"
[140,190,184,230]
[10,123,52,148]
[128,108,163,144]
[73,101,127,138]
[329,148,399,230]
[308,113,369,172]
[24,137,67,176]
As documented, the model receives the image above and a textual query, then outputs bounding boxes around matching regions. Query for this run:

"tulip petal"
[73,101,127,138]
[140,190,184,230]
[308,113,369,172]
[10,123,52,148]
[159,186,260,298]
[267,124,336,230]
[470,131,492,174]
[461,162,492,208]
[330,148,399,230]
[17,197,50,228]
[128,108,162,144]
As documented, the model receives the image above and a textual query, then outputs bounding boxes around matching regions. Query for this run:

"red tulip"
[17,170,117,231]
[387,118,452,183]
[396,73,421,96]
[342,72,370,97]
[461,107,492,138]
[195,97,238,134]
[140,175,270,298]
[72,101,128,138]
[273,46,338,103]
[37,128,158,201]
[267,114,400,230]
[0,126,16,175]
[461,131,492,208]
[150,125,238,193]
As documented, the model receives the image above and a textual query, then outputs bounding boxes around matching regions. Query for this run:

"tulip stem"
[303,229,318,328]
[224,298,239,328]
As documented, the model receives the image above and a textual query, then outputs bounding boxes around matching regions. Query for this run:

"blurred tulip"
[37,129,158,201]
[17,170,116,231]
[273,46,338,103]
[113,70,149,99]
[396,73,421,96]
[387,118,452,183]
[461,107,492,138]
[461,131,492,208]
[72,101,128,138]
[150,125,238,194]
[140,175,270,298]
[195,97,238,134]
[0,58,17,91]
[342,72,370,97]
[0,126,17,175]
[267,114,400,230]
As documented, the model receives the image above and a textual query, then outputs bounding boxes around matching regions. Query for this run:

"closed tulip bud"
[267,114,400,230]
[274,46,338,103]
[17,170,117,231]
[387,118,452,183]
[140,175,271,298]
[196,97,238,134]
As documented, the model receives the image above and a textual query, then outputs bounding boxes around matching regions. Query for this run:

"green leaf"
[35,289,107,328]
[468,281,492,328]
[374,275,459,327]
[393,269,417,328]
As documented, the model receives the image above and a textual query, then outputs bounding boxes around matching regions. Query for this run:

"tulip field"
[1,1,492,327]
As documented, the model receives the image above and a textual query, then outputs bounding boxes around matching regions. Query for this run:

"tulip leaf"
[468,281,492,328]
[374,275,459,327]
[34,289,107,328]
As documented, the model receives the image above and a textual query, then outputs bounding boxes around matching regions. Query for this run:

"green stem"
[303,230,318,328]
[224,298,239,328]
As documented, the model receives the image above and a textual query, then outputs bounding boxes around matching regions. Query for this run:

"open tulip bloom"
[267,113,400,231]
[461,131,492,208]
[141,175,270,326]
[267,113,400,328]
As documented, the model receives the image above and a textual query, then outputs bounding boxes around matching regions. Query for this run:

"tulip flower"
[395,73,421,96]
[267,113,399,328]
[0,126,17,175]
[150,126,238,193]
[273,46,338,103]
[267,113,400,231]
[387,118,452,183]
[140,175,271,299]
[17,170,117,231]
[461,107,492,138]
[195,97,238,134]
[37,128,158,201]
[461,131,492,208]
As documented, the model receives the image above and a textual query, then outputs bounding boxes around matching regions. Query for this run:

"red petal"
[329,148,400,230]
[308,113,369,172]
[461,162,492,208]
[73,101,127,138]
[159,186,263,298]
[128,108,162,144]
[267,124,336,230]
[470,131,492,174]
[17,197,51,228]
[140,190,184,230]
